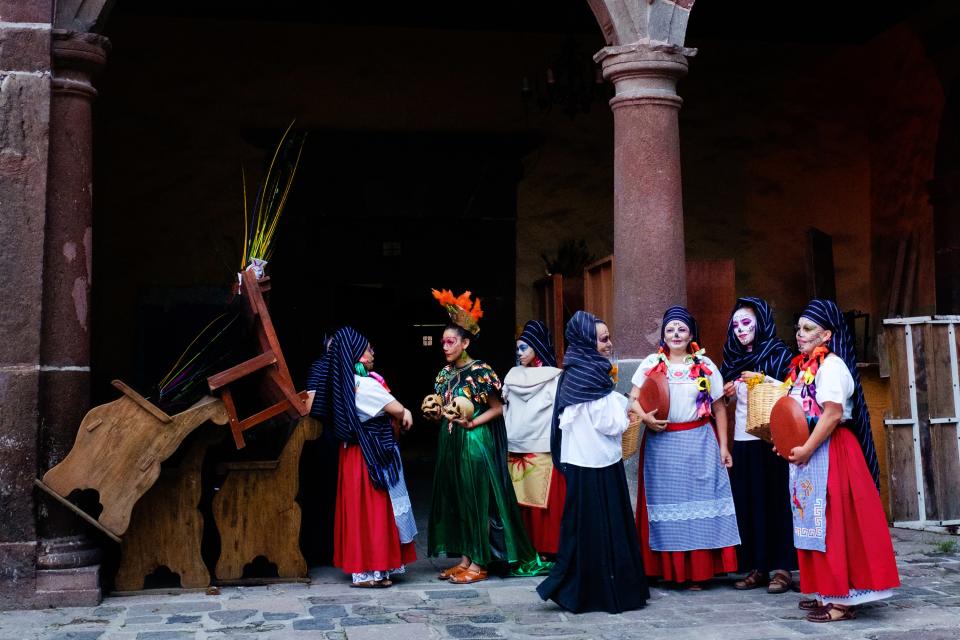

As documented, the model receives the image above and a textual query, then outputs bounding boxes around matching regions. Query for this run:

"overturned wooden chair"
[212,416,321,581]
[115,428,222,591]
[207,269,310,449]
[35,381,228,541]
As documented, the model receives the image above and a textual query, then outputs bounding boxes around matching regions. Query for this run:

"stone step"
[34,565,99,592]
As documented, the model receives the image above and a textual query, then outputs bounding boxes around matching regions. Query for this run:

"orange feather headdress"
[432,288,483,336]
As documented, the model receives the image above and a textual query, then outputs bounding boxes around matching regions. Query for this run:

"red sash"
[665,418,711,432]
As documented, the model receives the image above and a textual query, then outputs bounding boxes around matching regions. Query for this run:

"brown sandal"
[351,579,390,588]
[798,598,822,610]
[806,603,856,622]
[438,565,468,580]
[734,569,766,590]
[767,570,792,594]
[449,567,488,584]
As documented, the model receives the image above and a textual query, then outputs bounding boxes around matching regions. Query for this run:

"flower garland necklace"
[783,344,829,417]
[650,342,713,418]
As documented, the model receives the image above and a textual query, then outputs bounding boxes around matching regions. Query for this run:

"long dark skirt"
[729,440,798,574]
[536,461,648,613]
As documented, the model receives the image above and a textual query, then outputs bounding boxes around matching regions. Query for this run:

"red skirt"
[635,439,738,583]
[334,444,417,575]
[520,467,566,555]
[797,427,899,600]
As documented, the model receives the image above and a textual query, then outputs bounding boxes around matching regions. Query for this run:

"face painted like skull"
[732,307,758,348]
[421,394,443,419]
[442,396,475,423]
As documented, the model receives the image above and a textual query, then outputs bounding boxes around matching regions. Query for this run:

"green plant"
[241,120,306,269]
[933,539,958,554]
[541,238,596,277]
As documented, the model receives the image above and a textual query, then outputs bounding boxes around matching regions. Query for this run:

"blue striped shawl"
[551,311,615,469]
[800,299,879,488]
[518,320,557,368]
[720,297,794,383]
[306,326,400,490]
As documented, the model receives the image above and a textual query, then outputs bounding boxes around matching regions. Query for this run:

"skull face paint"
[516,340,537,367]
[731,307,757,349]
[796,316,832,356]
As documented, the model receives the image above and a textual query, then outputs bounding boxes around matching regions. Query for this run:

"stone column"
[0,6,52,610]
[33,29,109,608]
[597,44,690,359]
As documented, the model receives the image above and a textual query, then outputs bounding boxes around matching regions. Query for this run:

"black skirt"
[536,460,648,613]
[729,439,799,573]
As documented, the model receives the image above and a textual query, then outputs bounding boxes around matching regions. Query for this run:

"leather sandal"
[806,603,856,622]
[438,565,468,580]
[449,567,488,584]
[767,570,792,594]
[351,579,390,588]
[798,598,822,610]
[734,569,766,590]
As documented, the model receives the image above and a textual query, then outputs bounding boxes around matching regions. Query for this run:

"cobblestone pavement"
[3,528,959,640]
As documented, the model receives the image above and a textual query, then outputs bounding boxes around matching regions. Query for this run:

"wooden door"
[685,259,736,366]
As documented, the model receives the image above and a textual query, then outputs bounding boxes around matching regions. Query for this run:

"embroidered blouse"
[631,354,724,423]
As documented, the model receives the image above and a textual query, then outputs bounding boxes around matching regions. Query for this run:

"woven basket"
[622,418,643,460]
[746,382,787,442]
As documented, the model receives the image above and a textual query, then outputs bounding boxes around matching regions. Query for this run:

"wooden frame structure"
[207,269,309,448]
[883,315,960,532]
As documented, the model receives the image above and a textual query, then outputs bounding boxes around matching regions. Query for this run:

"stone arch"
[586,0,695,48]
[55,0,116,32]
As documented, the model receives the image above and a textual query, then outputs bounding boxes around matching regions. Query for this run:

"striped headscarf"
[518,320,558,368]
[720,297,794,383]
[556,311,614,412]
[660,305,699,346]
[551,310,615,469]
[800,299,879,487]
[306,326,400,490]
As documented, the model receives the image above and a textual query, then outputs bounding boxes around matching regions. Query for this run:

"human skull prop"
[421,394,443,419]
[442,396,475,423]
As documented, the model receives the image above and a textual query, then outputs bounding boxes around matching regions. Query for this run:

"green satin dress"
[427,360,546,574]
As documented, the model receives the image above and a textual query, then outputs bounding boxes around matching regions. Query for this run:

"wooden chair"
[207,269,310,449]
[212,416,322,581]
[35,382,228,540]
[115,428,222,591]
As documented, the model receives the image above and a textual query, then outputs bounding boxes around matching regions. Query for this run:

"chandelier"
[521,36,607,117]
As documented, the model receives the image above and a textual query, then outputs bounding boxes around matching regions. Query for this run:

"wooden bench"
[115,427,222,591]
[36,382,228,540]
[212,416,322,581]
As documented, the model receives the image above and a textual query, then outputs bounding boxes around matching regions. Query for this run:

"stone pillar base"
[33,565,101,608]
[615,359,645,511]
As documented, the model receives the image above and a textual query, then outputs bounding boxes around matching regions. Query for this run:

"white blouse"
[559,391,629,468]
[787,353,854,420]
[354,375,396,422]
[630,353,725,423]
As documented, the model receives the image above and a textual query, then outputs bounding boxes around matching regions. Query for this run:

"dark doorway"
[268,130,526,448]
[933,85,960,315]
